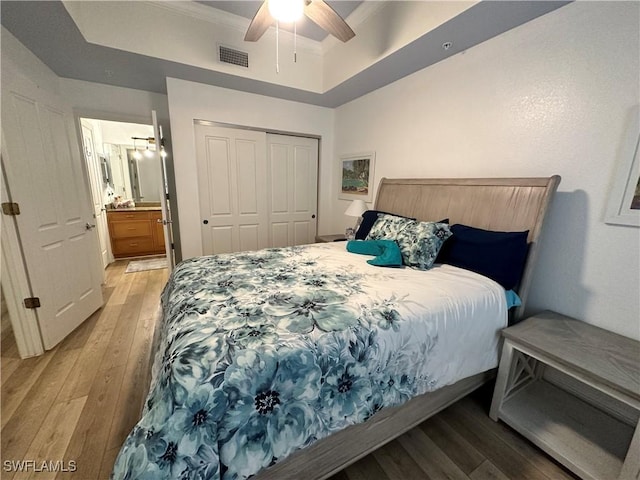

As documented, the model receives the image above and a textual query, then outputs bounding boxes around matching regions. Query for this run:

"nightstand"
[315,234,347,243]
[490,311,640,480]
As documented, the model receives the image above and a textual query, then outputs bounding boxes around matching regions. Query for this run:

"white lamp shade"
[345,199,368,217]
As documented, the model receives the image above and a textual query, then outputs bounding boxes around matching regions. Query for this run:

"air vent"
[219,45,249,68]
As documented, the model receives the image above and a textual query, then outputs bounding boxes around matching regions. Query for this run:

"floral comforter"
[112,243,507,480]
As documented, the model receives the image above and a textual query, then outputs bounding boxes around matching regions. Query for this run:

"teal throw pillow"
[346,239,403,267]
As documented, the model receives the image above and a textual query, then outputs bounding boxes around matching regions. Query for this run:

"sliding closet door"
[267,134,318,247]
[195,124,268,255]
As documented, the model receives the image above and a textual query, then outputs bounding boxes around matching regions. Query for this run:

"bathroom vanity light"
[132,138,143,160]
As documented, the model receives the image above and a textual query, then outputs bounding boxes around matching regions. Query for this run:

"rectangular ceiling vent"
[219,45,249,68]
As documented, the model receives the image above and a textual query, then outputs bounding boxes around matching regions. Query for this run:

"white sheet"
[318,241,508,388]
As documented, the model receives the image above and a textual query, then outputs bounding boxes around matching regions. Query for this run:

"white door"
[195,124,268,255]
[136,153,162,202]
[1,64,103,350]
[107,143,129,198]
[80,121,110,269]
[267,134,318,246]
[152,110,174,272]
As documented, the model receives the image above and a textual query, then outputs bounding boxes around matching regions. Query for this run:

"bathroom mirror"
[79,118,163,205]
[125,148,163,203]
[104,143,163,203]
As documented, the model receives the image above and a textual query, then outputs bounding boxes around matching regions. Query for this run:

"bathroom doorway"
[79,117,172,265]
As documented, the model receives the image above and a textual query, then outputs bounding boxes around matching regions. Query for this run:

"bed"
[112,176,560,480]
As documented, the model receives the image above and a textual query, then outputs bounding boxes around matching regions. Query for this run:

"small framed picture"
[605,106,640,227]
[339,152,375,202]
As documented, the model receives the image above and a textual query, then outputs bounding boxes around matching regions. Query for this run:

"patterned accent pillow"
[365,214,413,241]
[355,210,415,240]
[395,221,452,270]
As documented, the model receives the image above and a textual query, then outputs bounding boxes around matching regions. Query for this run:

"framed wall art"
[339,152,375,202]
[605,106,640,227]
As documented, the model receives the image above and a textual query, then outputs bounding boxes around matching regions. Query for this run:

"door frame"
[193,119,321,141]
[152,110,175,272]
[71,110,155,261]
[1,138,45,358]
[72,109,176,264]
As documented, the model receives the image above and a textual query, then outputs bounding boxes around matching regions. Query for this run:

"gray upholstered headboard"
[374,176,561,322]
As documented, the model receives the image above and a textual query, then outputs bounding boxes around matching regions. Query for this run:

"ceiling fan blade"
[245,1,274,42]
[304,0,355,42]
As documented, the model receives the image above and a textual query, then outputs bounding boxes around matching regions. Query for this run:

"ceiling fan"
[244,0,356,43]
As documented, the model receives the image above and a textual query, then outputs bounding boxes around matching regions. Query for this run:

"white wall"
[1,27,60,95]
[322,1,475,91]
[98,120,154,146]
[332,2,640,339]
[63,1,323,93]
[166,77,335,259]
[58,78,170,124]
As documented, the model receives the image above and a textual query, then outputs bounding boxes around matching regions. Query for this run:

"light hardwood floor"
[1,261,576,480]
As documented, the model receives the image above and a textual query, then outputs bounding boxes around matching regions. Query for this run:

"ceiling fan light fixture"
[268,0,304,23]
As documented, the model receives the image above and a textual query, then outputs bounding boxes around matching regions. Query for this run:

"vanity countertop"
[107,206,162,212]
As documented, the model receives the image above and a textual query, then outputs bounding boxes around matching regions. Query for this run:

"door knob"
[85,223,96,230]
[203,220,209,225]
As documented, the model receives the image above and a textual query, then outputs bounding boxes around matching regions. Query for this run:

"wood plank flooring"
[0,261,576,480]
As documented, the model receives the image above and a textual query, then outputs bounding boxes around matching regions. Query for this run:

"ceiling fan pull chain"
[276,21,280,74]
[294,21,297,63]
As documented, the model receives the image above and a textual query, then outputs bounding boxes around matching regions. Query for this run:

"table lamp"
[344,199,368,238]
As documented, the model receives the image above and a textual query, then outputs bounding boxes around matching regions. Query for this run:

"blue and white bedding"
[112,242,507,480]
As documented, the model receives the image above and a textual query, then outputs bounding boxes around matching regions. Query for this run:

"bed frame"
[254,176,561,479]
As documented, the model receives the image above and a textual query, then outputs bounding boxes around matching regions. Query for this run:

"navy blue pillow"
[437,224,529,290]
[355,210,415,240]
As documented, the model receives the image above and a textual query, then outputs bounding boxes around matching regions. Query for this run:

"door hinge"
[1,202,20,216]
[165,193,170,200]
[171,243,175,250]
[24,297,41,309]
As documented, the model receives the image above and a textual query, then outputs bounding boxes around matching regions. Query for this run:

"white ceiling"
[0,1,571,108]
